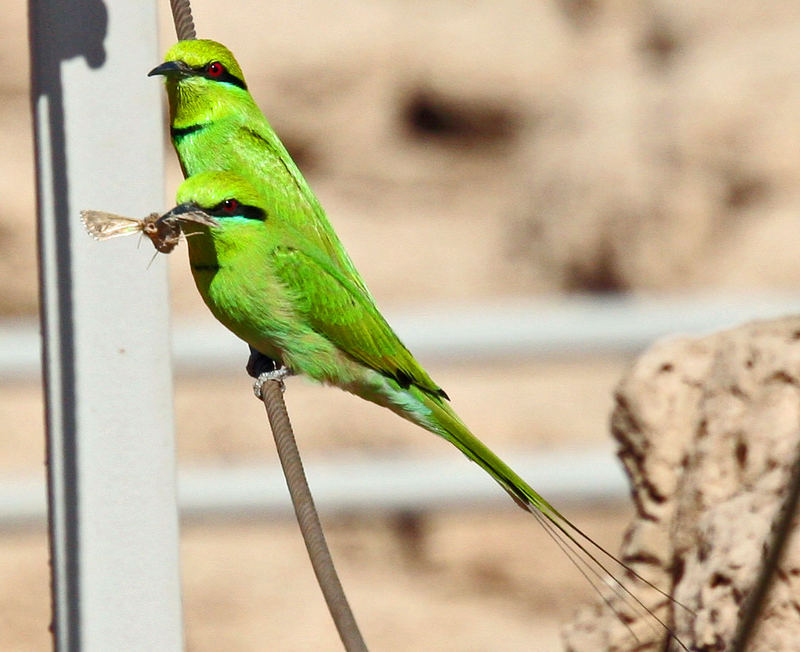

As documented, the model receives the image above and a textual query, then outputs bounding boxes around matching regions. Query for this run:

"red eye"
[207,61,225,77]
[222,198,239,213]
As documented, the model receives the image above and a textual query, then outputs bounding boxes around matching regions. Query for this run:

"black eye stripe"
[192,63,247,90]
[208,201,266,221]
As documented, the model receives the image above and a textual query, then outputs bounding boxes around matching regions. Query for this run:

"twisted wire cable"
[261,380,367,651]
[169,0,196,39]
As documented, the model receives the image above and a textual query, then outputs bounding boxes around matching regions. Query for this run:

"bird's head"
[163,171,268,228]
[149,40,251,119]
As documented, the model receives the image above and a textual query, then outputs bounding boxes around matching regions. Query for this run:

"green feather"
[270,245,445,398]
[151,40,371,297]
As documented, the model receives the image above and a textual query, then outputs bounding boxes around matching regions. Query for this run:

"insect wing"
[80,210,144,241]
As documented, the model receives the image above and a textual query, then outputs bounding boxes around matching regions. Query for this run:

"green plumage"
[152,41,684,645]
[151,39,371,296]
[151,35,615,557]
[170,171,565,526]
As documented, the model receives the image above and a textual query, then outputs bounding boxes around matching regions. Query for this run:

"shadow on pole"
[28,2,107,649]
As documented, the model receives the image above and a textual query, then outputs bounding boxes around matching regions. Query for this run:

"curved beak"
[148,60,193,78]
[159,202,220,227]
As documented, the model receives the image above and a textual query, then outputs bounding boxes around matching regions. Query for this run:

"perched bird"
[159,170,686,648]
[165,170,557,513]
[148,39,370,296]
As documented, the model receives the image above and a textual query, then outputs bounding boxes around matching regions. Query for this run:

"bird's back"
[173,108,373,298]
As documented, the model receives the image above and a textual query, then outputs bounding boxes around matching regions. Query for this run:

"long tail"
[408,386,690,650]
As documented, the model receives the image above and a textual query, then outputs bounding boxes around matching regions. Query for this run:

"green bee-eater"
[166,169,572,518]
[158,170,684,648]
[148,39,371,297]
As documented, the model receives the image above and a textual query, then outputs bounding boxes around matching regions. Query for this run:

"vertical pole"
[29,1,183,650]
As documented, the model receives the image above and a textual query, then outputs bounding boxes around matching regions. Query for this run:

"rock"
[563,316,800,651]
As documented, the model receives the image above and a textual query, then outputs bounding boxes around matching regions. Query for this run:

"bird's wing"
[235,126,374,296]
[235,126,328,227]
[271,245,446,398]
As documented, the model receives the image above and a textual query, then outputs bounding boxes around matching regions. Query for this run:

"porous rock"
[564,316,800,651]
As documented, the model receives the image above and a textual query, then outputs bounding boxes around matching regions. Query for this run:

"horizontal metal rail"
[0,447,626,529]
[4,292,800,380]
[3,292,799,527]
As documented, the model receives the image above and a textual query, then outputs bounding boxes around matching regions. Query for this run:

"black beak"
[148,60,193,78]
[159,202,220,227]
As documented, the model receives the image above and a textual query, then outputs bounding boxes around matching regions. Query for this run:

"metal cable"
[261,380,368,651]
[169,0,197,40]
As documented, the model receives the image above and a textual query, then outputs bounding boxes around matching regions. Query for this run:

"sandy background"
[4,1,800,650]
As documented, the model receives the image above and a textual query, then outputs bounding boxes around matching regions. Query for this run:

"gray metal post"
[29,2,183,650]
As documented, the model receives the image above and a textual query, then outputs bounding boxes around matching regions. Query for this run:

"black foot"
[246,346,278,379]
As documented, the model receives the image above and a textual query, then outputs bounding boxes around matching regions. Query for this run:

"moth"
[80,208,217,253]
[81,210,182,253]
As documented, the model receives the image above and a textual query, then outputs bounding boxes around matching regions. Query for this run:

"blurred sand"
[5,0,800,650]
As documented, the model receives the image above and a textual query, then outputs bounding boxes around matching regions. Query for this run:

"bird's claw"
[253,366,293,399]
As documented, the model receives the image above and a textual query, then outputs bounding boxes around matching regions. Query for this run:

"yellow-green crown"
[176,171,264,210]
[162,39,245,83]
